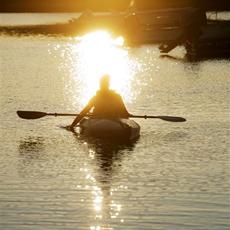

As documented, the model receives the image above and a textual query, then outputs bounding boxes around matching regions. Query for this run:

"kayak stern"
[79,118,140,141]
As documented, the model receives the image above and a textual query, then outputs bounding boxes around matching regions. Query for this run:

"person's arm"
[67,97,94,131]
[118,95,132,117]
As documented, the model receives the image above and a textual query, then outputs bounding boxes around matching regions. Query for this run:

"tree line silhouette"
[1,0,230,12]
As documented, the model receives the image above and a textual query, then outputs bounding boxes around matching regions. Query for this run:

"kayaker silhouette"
[67,74,131,131]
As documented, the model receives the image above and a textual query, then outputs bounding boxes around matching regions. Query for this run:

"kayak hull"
[79,118,140,141]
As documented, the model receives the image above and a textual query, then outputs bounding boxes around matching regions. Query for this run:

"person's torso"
[92,90,127,117]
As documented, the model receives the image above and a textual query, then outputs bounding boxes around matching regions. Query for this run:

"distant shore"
[1,11,229,59]
[2,0,230,12]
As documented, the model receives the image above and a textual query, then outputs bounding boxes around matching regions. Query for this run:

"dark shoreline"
[1,13,229,60]
[2,0,230,12]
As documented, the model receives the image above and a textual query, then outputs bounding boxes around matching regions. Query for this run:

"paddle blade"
[157,116,186,122]
[17,111,47,119]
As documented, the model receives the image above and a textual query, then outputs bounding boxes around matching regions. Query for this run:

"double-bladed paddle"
[17,110,186,122]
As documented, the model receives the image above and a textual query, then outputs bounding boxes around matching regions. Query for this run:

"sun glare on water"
[72,31,135,105]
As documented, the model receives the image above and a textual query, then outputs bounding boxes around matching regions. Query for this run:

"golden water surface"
[0,15,230,230]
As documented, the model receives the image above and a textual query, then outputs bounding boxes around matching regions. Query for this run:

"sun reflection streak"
[80,142,126,229]
[81,166,103,216]
[71,30,135,105]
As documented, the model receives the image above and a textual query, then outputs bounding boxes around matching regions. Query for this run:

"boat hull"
[79,118,140,141]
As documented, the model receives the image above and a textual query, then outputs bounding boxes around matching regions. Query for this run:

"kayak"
[79,118,140,141]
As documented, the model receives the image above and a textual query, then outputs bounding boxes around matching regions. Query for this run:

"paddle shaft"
[130,115,161,119]
[49,114,173,118]
[47,113,79,116]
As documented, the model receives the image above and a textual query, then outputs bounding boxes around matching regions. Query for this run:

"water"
[0,13,80,26]
[0,14,230,230]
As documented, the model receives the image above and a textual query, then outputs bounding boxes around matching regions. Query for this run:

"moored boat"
[79,118,140,141]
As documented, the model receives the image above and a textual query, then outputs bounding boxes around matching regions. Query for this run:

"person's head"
[99,74,110,91]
